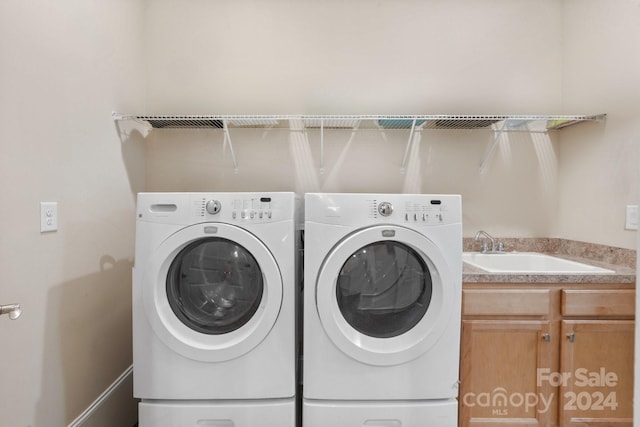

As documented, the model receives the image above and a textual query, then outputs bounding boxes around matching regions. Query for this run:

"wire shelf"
[113,113,606,132]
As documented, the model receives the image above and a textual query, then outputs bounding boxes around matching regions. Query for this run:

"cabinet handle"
[542,333,551,342]
[566,333,575,343]
[0,304,21,320]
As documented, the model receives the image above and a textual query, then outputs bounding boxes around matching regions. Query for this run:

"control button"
[259,212,263,219]
[267,211,272,219]
[414,213,418,221]
[205,200,222,215]
[405,213,409,221]
[378,202,393,217]
[422,214,426,221]
[241,211,246,219]
[232,211,237,219]
[250,211,255,219]
[438,214,443,222]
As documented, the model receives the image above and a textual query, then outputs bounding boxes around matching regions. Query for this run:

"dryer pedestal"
[140,398,296,427]
[303,399,457,427]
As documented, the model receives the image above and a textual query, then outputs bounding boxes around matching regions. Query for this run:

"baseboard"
[67,365,138,427]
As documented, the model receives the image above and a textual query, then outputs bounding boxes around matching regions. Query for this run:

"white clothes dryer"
[303,193,462,427]
[133,192,300,427]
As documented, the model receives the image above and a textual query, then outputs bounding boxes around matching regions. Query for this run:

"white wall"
[556,0,640,249]
[0,0,145,425]
[145,0,563,116]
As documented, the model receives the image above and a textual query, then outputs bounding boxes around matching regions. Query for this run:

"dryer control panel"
[370,199,449,225]
[400,199,446,225]
[306,193,461,227]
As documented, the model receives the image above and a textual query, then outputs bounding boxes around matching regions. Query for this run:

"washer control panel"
[198,196,277,222]
[138,193,296,225]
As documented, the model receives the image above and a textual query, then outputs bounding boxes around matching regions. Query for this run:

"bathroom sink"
[462,252,615,274]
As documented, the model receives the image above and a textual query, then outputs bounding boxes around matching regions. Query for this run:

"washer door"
[142,223,282,362]
[316,225,455,366]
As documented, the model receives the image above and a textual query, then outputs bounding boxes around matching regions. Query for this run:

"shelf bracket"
[111,111,152,141]
[316,119,361,175]
[319,119,325,175]
[400,119,418,175]
[479,120,509,175]
[222,120,239,174]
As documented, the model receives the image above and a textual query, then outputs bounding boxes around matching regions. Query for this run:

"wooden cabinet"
[459,285,634,427]
[559,290,635,426]
[460,320,555,426]
[460,288,557,426]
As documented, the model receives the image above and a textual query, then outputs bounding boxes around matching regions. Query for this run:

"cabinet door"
[459,320,555,427]
[560,320,634,427]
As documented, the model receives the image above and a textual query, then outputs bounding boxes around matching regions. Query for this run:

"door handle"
[0,304,21,320]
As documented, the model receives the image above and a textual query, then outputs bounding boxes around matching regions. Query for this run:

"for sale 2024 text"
[462,368,619,416]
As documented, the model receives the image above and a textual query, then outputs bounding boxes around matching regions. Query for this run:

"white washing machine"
[303,193,462,427]
[133,192,301,427]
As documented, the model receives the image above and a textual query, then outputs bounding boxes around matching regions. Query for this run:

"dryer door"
[316,225,456,366]
[142,223,282,362]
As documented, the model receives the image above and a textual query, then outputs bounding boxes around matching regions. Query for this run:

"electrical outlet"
[625,205,638,230]
[40,202,58,232]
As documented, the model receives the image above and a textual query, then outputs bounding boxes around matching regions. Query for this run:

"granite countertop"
[462,238,636,284]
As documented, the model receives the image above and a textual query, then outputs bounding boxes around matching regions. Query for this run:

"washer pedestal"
[140,399,296,427]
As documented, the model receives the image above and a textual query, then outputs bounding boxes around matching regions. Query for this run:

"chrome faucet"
[474,230,504,253]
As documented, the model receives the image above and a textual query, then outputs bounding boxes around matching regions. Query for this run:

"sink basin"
[462,252,615,274]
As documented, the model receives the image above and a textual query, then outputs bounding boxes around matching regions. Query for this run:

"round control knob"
[378,202,394,217]
[205,200,222,215]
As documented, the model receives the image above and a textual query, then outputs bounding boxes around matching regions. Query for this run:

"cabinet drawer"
[462,289,551,316]
[562,289,635,317]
